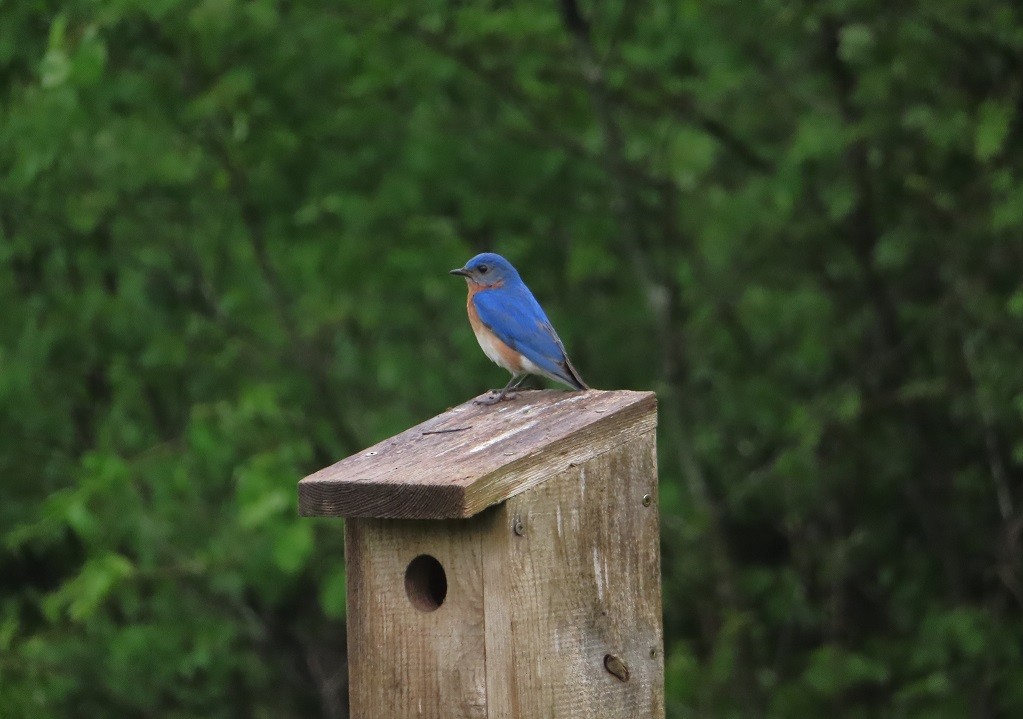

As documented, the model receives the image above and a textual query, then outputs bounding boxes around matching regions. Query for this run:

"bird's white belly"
[520,354,542,375]
[474,326,516,371]
[472,326,546,378]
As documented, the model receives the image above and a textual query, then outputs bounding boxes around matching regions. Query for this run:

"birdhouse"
[298,389,663,718]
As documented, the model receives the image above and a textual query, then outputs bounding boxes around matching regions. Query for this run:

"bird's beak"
[449,267,470,277]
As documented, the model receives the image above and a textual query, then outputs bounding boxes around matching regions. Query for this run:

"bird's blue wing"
[472,284,577,385]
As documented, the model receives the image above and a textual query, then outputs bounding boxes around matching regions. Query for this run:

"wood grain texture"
[483,430,664,718]
[345,515,493,719]
[342,430,664,718]
[299,389,656,519]
[338,396,663,716]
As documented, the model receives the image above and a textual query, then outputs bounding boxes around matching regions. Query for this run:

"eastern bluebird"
[450,252,589,405]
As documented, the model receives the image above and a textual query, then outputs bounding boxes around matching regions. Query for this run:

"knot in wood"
[603,654,630,682]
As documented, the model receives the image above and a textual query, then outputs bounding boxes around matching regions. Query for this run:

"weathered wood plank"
[299,389,656,519]
[346,516,491,719]
[482,430,664,718]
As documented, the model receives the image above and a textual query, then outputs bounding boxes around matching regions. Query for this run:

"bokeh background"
[3,1,1022,717]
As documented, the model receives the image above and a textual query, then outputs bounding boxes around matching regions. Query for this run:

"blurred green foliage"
[2,0,1022,717]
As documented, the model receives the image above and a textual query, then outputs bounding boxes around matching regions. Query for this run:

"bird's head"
[449,253,521,288]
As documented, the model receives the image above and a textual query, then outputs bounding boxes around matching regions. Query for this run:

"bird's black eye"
[477,264,489,274]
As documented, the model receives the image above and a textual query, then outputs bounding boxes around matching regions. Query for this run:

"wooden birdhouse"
[298,389,663,718]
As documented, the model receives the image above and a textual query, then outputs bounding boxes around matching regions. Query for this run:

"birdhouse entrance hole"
[404,554,447,612]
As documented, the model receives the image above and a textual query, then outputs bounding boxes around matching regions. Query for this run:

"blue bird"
[450,253,589,405]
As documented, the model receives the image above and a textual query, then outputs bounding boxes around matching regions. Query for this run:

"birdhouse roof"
[298,389,656,519]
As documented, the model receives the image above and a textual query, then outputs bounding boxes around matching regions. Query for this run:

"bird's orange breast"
[465,283,522,372]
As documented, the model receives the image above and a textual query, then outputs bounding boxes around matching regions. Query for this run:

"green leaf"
[319,564,347,620]
[975,100,1012,160]
[272,522,314,574]
[45,553,134,622]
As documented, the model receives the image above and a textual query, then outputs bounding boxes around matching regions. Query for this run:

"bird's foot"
[473,390,518,406]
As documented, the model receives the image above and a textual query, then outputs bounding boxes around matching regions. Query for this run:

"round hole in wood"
[404,554,447,612]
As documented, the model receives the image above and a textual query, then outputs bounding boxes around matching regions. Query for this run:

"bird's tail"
[559,357,589,391]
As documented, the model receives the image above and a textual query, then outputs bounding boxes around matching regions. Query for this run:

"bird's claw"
[473,390,518,406]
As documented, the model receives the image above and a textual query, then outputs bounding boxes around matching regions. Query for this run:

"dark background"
[2,1,1022,716]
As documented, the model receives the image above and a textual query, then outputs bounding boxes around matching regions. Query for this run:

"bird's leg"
[474,374,524,405]
[508,374,528,391]
[497,373,529,400]
[496,374,531,401]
